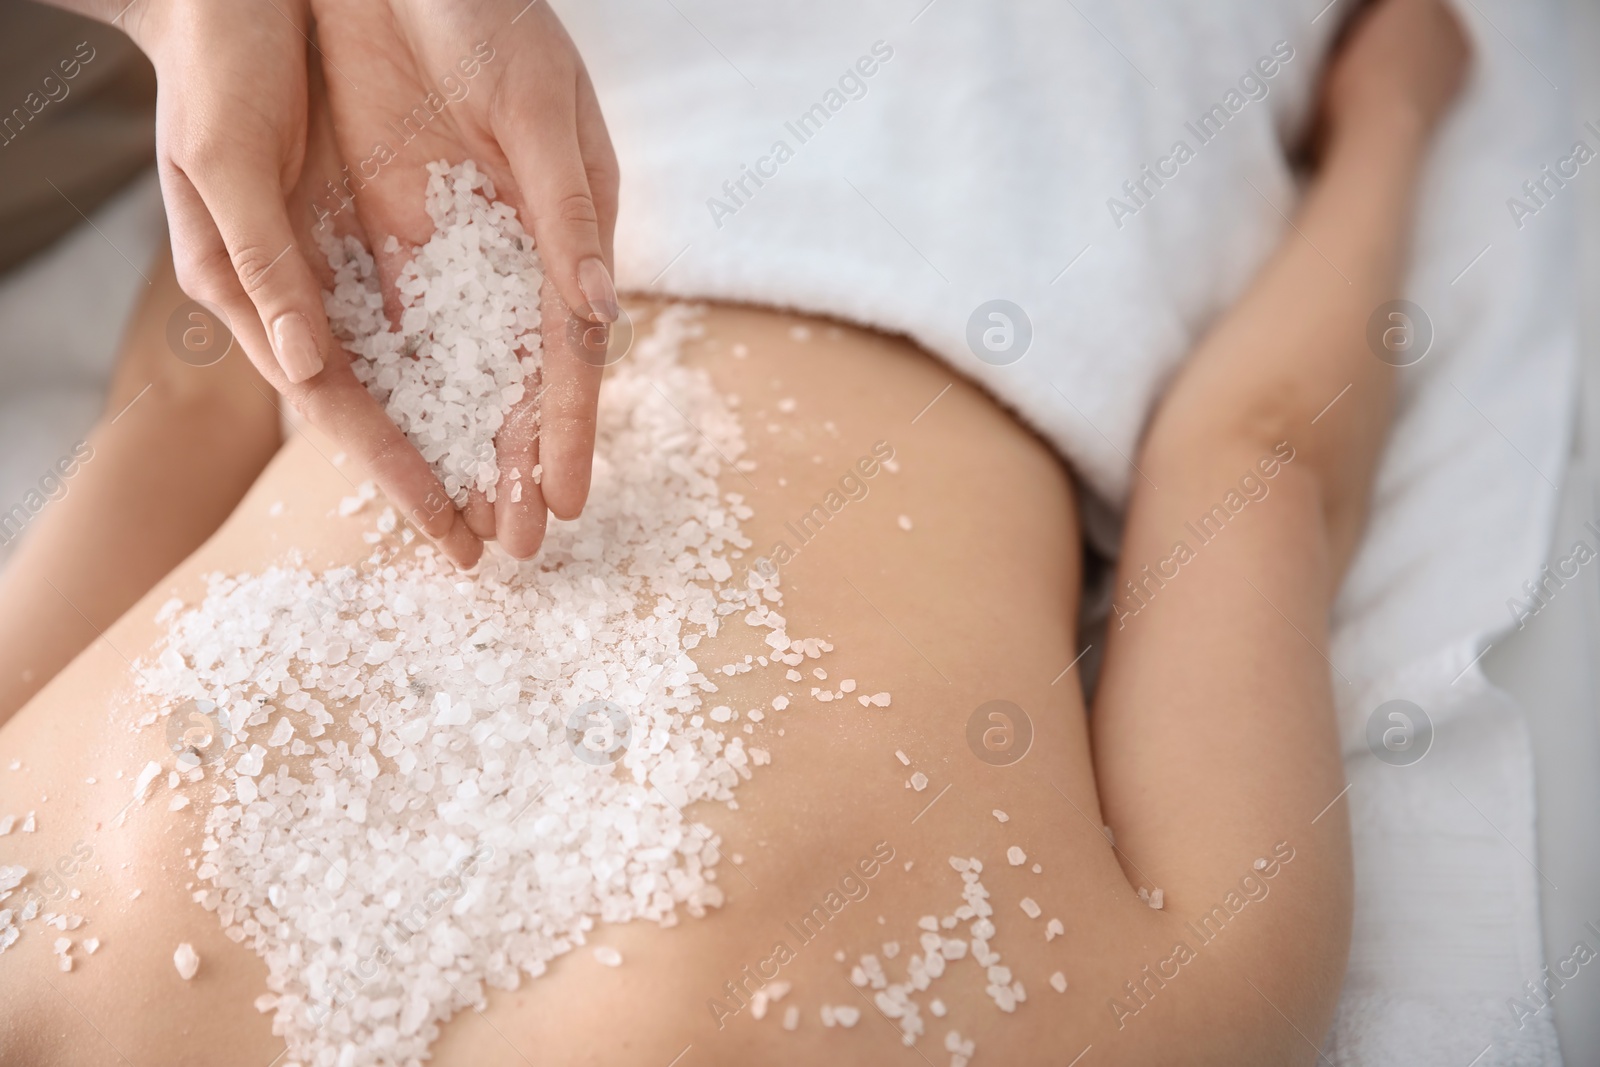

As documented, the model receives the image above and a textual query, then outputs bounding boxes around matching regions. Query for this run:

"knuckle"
[171,239,235,305]
[229,242,288,297]
[549,191,600,232]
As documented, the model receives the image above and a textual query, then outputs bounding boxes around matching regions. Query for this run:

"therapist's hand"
[310,0,620,559]
[89,0,486,567]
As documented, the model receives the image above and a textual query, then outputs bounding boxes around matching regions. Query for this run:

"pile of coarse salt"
[320,160,543,505]
[135,305,830,1066]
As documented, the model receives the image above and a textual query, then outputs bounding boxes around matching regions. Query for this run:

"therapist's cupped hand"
[78,0,618,566]
[309,0,620,561]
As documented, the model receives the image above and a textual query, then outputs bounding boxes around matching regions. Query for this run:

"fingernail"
[272,312,324,383]
[577,257,619,324]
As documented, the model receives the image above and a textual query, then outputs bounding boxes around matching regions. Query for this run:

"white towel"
[559,0,1576,1062]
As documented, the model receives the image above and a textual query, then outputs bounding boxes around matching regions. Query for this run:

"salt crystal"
[1007,846,1027,866]
[267,718,295,748]
[1050,971,1068,993]
[868,692,891,707]
[782,1005,799,1030]
[897,515,912,531]
[83,937,100,954]
[173,942,199,980]
[992,809,1008,823]
[910,772,929,792]
[1020,897,1041,919]
[133,762,161,802]
[895,750,910,766]
[1046,918,1064,941]
[593,946,623,967]
[833,1005,860,1027]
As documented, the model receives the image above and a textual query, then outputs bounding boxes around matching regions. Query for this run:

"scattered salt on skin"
[833,1005,861,1027]
[867,693,891,708]
[1046,918,1064,941]
[812,667,827,680]
[895,751,910,766]
[1007,846,1027,866]
[133,302,834,1066]
[20,812,35,833]
[946,1030,977,1067]
[910,772,929,792]
[840,679,856,693]
[897,515,913,531]
[0,815,13,835]
[1254,857,1269,870]
[593,946,623,967]
[1020,897,1041,919]
[1032,864,1042,874]
[269,501,284,518]
[1050,971,1068,993]
[173,942,199,980]
[777,398,798,413]
[83,938,100,954]
[782,1005,800,1030]
[992,810,1008,823]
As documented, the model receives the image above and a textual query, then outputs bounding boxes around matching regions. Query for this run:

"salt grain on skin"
[992,809,1008,823]
[174,942,200,980]
[1007,846,1027,866]
[593,946,623,967]
[1050,971,1068,993]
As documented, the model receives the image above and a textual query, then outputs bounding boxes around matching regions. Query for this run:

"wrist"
[1324,103,1430,177]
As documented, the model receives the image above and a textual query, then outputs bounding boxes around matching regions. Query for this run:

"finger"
[493,390,548,560]
[160,162,286,386]
[182,144,339,387]
[290,368,484,568]
[532,278,606,521]
[463,488,496,542]
[493,64,619,327]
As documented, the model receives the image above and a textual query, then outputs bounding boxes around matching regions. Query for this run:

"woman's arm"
[0,250,282,724]
[1089,0,1468,1059]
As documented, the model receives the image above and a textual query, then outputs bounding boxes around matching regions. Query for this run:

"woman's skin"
[0,0,1467,1063]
